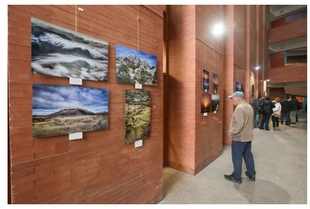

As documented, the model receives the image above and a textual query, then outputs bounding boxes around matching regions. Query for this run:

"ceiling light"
[212,23,224,36]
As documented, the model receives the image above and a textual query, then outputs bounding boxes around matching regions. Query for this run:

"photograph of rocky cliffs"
[116,45,157,86]
[212,73,219,94]
[32,84,109,138]
[31,18,109,81]
[124,89,151,144]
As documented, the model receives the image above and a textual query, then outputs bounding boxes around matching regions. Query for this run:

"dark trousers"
[272,115,280,128]
[281,112,290,124]
[259,114,271,130]
[231,141,256,180]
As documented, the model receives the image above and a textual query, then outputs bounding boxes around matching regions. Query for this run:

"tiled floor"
[160,111,307,204]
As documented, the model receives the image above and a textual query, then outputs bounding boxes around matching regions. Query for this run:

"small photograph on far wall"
[116,45,157,86]
[212,73,219,93]
[201,93,211,113]
[31,18,109,81]
[125,89,151,144]
[202,69,210,92]
[235,82,244,92]
[32,84,109,139]
[211,94,220,113]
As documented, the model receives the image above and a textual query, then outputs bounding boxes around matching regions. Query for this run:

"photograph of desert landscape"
[32,84,109,138]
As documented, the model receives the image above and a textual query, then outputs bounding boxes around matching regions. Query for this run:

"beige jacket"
[229,100,254,142]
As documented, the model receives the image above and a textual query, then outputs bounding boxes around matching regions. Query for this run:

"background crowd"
[252,95,302,131]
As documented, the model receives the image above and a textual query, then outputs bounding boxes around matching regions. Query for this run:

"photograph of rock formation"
[116,45,157,86]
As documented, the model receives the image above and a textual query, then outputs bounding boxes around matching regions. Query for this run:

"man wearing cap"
[224,91,256,183]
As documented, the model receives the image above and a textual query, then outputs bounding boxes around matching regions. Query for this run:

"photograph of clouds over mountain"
[31,18,109,81]
[32,84,109,138]
[116,45,157,86]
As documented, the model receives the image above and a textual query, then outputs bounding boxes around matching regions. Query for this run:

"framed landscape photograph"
[124,89,151,144]
[31,18,109,81]
[202,69,210,92]
[32,84,109,138]
[235,81,244,92]
[201,93,211,113]
[116,45,157,86]
[212,73,219,93]
[211,94,220,113]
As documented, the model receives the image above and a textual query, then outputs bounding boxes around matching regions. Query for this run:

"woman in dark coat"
[259,97,274,131]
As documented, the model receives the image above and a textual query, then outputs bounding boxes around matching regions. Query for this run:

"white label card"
[135,83,142,89]
[69,132,83,140]
[69,77,83,85]
[135,140,143,148]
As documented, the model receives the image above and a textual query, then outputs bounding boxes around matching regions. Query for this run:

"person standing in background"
[224,91,256,184]
[259,97,274,131]
[253,96,262,128]
[281,97,291,125]
[258,97,265,126]
[272,97,282,131]
[289,95,300,124]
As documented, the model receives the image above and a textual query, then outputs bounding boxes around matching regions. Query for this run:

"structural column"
[244,5,251,103]
[255,5,261,97]
[223,5,234,145]
[262,6,269,97]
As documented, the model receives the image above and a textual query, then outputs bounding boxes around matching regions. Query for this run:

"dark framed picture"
[212,73,219,93]
[235,82,244,92]
[201,93,211,113]
[211,94,220,112]
[202,69,210,92]
[32,84,109,138]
